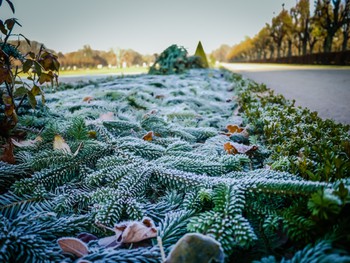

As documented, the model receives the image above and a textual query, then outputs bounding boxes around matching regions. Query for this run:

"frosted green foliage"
[81,247,161,263]
[188,184,257,254]
[158,210,196,249]
[0,162,29,192]
[67,117,89,140]
[102,120,141,136]
[255,239,350,263]
[1,69,349,262]
[117,137,166,159]
[155,155,226,176]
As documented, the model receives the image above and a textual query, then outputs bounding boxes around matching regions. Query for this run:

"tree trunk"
[302,38,308,56]
[323,31,334,53]
[269,46,275,59]
[343,30,349,51]
[277,44,281,59]
[287,39,292,57]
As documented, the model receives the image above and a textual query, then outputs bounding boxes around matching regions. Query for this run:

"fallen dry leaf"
[53,134,71,154]
[11,136,42,148]
[83,96,94,103]
[224,142,258,155]
[122,217,157,243]
[224,142,238,154]
[142,131,153,141]
[155,94,165,99]
[226,124,244,134]
[96,217,157,247]
[58,237,89,258]
[0,140,15,164]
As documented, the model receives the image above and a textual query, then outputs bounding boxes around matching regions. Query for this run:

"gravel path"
[222,63,350,125]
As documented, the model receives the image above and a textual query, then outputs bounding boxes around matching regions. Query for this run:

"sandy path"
[222,63,350,125]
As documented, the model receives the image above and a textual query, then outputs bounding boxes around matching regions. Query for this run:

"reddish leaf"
[0,140,15,164]
[5,18,15,30]
[57,237,89,258]
[0,65,12,84]
[39,52,60,71]
[83,96,93,103]
[0,20,8,34]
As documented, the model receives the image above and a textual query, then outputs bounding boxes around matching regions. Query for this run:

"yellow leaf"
[57,237,89,258]
[88,130,97,138]
[142,131,153,141]
[53,134,71,154]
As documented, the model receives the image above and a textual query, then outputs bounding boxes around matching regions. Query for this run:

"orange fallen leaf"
[58,237,89,258]
[224,142,238,154]
[143,131,153,141]
[226,124,244,134]
[83,96,94,103]
[53,134,71,154]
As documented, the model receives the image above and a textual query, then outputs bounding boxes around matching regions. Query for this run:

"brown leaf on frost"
[0,140,15,164]
[11,136,42,148]
[53,134,71,154]
[142,131,153,141]
[122,217,157,243]
[224,142,258,155]
[57,237,89,258]
[83,96,94,103]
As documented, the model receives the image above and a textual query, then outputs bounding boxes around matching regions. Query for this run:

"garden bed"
[0,69,349,262]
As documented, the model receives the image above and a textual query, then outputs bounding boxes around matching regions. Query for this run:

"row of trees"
[212,0,350,62]
[57,45,154,69]
[13,41,154,69]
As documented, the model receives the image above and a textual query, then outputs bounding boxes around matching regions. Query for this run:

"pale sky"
[1,0,300,55]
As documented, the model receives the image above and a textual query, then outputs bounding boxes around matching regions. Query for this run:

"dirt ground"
[222,63,350,125]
